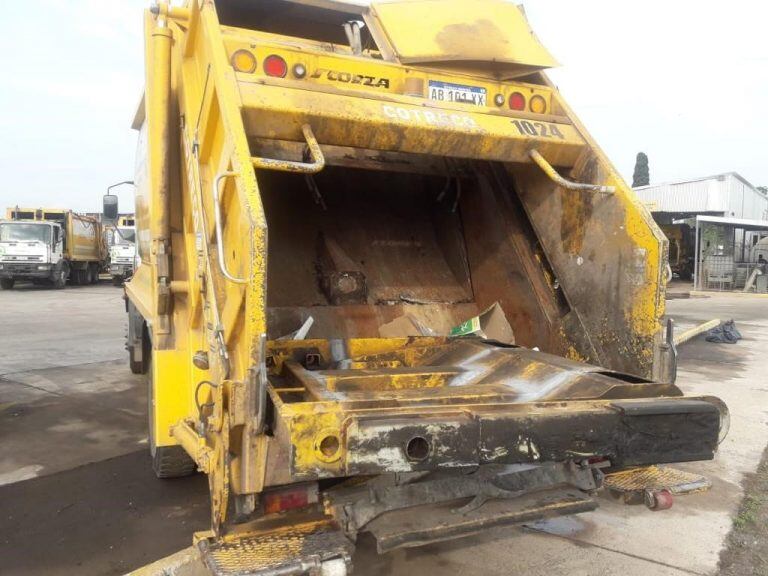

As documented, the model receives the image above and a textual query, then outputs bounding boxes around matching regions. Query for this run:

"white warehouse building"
[634,172,768,223]
[635,172,768,292]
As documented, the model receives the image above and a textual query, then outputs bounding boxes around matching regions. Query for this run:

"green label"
[450,317,481,337]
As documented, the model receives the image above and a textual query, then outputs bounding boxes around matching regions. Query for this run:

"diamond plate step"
[199,519,353,576]
[604,465,711,496]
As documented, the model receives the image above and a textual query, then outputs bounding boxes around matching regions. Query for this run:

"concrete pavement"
[1,283,766,575]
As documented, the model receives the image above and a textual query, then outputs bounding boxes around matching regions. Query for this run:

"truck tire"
[90,264,100,284]
[52,266,67,289]
[146,348,196,479]
[113,275,123,287]
[0,278,14,290]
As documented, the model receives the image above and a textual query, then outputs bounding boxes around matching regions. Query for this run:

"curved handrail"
[251,124,325,174]
[529,149,615,194]
[211,171,248,284]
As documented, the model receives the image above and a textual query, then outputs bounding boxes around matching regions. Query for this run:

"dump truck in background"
[118,1,727,573]
[0,209,105,289]
[108,215,138,285]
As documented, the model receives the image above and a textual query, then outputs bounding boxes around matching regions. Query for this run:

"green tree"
[632,152,650,187]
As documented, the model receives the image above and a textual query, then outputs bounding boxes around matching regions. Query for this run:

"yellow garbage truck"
[117,1,726,573]
[1,208,104,289]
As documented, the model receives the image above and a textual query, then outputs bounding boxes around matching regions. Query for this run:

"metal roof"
[634,171,760,193]
[694,214,768,232]
[634,172,768,220]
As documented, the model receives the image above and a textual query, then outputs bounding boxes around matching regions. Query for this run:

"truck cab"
[109,225,137,285]
[0,219,66,289]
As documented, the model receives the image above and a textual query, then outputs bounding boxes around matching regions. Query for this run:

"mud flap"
[365,488,597,553]
[199,519,354,576]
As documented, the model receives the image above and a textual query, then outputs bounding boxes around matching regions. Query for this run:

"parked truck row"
[0,209,104,289]
[0,207,137,289]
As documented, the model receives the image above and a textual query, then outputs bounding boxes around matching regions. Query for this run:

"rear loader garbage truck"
[0,210,105,289]
[119,1,727,574]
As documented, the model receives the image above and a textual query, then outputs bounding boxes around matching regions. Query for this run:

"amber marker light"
[530,94,547,114]
[230,49,257,73]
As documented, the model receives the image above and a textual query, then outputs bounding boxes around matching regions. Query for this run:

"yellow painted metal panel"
[222,30,557,104]
[238,82,584,165]
[150,349,196,446]
[369,0,558,73]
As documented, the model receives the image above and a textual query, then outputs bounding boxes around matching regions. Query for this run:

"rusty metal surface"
[278,339,678,404]
[262,338,724,484]
[325,462,602,537]
[365,488,597,553]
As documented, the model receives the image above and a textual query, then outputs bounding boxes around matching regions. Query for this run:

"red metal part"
[644,489,674,511]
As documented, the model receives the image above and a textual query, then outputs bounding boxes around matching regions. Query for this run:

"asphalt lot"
[1,281,767,575]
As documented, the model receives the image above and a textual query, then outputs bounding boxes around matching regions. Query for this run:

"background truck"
[120,1,726,574]
[108,215,137,285]
[0,209,105,289]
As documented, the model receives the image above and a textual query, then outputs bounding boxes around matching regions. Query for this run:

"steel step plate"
[200,519,353,576]
[604,465,711,496]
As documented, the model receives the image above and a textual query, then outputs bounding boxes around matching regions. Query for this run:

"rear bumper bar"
[344,398,721,473]
[277,397,723,481]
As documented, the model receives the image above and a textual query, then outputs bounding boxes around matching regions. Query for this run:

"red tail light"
[264,55,288,78]
[264,483,318,514]
[509,92,526,111]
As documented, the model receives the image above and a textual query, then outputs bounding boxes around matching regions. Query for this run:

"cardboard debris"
[449,302,515,344]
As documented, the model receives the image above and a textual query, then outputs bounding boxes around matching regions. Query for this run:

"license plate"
[428,80,487,106]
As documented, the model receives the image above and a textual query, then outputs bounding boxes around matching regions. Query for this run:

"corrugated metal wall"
[634,173,768,220]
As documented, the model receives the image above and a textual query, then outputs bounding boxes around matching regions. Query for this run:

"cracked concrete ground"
[0,282,766,575]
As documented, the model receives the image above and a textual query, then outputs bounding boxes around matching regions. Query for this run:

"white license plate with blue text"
[428,80,487,106]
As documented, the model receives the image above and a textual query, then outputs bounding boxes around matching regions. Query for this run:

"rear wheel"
[90,264,100,284]
[146,347,196,479]
[0,278,14,290]
[113,275,123,287]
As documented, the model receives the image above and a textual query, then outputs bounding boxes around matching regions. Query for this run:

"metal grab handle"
[212,171,248,284]
[529,149,615,194]
[251,124,325,174]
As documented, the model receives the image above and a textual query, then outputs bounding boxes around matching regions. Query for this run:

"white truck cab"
[0,220,67,289]
[109,226,137,285]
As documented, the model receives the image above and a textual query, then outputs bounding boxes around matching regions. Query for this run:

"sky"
[0,1,766,213]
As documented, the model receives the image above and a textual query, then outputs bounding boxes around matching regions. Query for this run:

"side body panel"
[65,213,104,263]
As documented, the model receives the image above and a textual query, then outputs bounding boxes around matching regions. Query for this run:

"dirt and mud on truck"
[0,208,105,290]
[121,1,727,574]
